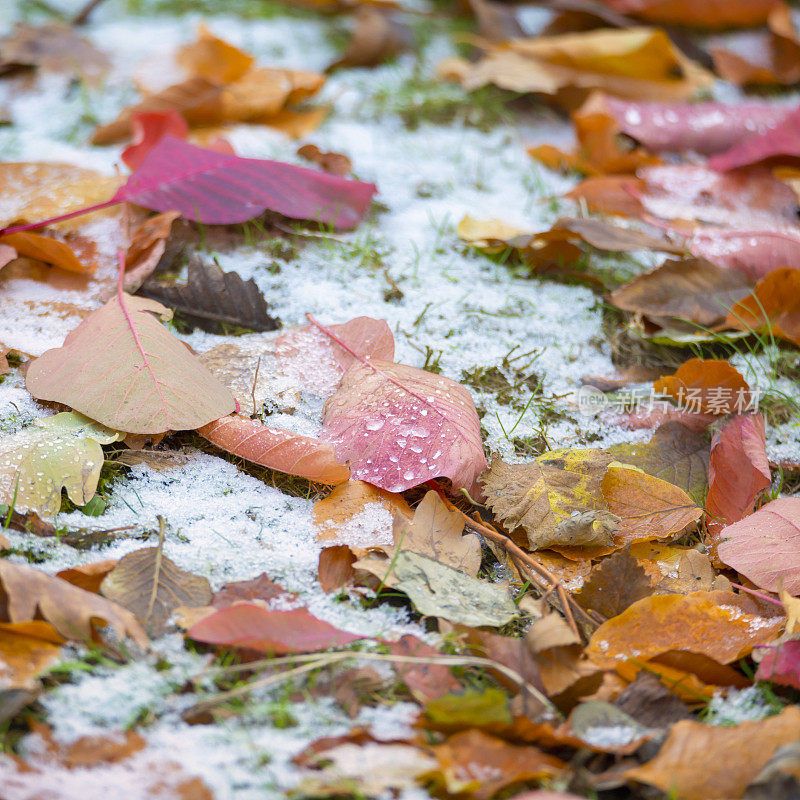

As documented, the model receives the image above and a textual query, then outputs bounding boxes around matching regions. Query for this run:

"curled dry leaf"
[186,603,361,653]
[198,415,350,485]
[438,27,713,107]
[609,257,753,329]
[0,560,147,647]
[327,7,412,71]
[139,256,280,334]
[654,358,751,415]
[321,359,486,493]
[586,590,783,669]
[624,706,800,800]
[705,413,770,539]
[318,545,357,593]
[717,498,800,594]
[481,450,614,551]
[26,293,235,435]
[724,267,800,348]
[0,412,124,518]
[100,547,212,637]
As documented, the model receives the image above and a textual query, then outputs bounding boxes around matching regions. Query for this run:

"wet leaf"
[327,7,412,70]
[706,413,771,538]
[624,706,800,800]
[0,412,123,518]
[0,560,147,646]
[321,359,486,493]
[26,293,235,434]
[575,549,655,619]
[567,700,653,754]
[139,256,280,334]
[100,547,212,637]
[198,414,350,484]
[654,358,751,415]
[586,590,783,669]
[186,603,361,653]
[724,267,800,348]
[481,450,614,550]
[610,257,753,328]
[718,497,800,594]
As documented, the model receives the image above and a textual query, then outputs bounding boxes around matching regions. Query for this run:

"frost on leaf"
[26,294,235,434]
[0,412,123,518]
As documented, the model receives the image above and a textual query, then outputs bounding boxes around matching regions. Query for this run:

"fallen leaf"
[755,639,800,688]
[605,0,782,28]
[0,412,123,518]
[0,232,92,274]
[100,547,212,636]
[566,700,653,753]
[0,23,110,83]
[198,414,350,484]
[320,358,486,493]
[425,729,565,800]
[318,545,357,593]
[586,590,783,669]
[654,358,751,415]
[575,549,655,619]
[211,573,291,607]
[121,110,190,170]
[297,143,352,176]
[0,560,147,646]
[327,7,412,70]
[724,267,800,348]
[468,0,525,42]
[393,491,481,576]
[186,603,361,653]
[27,292,235,435]
[706,413,771,538]
[0,621,64,691]
[613,672,691,727]
[56,561,117,594]
[176,24,254,84]
[481,450,615,550]
[390,634,461,701]
[610,257,753,328]
[718,498,800,593]
[565,175,646,217]
[624,705,800,800]
[438,27,713,107]
[139,256,280,334]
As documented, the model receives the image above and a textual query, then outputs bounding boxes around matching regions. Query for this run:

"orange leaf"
[608,0,781,28]
[176,24,255,84]
[0,232,91,274]
[654,358,751,415]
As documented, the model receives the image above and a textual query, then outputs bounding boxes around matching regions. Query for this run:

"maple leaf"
[0,412,124,518]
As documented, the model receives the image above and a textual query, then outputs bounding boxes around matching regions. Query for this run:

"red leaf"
[198,414,350,485]
[311,318,485,493]
[718,497,800,593]
[186,603,361,653]
[121,110,189,170]
[705,413,770,537]
[709,106,800,171]
[602,96,793,156]
[755,640,800,689]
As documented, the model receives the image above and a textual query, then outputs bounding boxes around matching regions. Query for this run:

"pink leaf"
[318,352,486,493]
[198,414,350,485]
[276,316,395,396]
[706,413,771,537]
[709,106,800,171]
[718,497,800,593]
[2,136,377,234]
[121,110,189,170]
[755,640,800,689]
[186,603,361,653]
[603,96,793,156]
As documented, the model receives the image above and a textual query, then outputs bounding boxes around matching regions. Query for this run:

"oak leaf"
[26,293,235,434]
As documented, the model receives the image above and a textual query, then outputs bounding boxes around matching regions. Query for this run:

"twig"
[71,0,109,25]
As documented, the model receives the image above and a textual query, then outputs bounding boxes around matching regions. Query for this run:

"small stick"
[71,0,109,25]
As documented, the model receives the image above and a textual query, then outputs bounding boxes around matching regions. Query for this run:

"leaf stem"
[0,199,119,235]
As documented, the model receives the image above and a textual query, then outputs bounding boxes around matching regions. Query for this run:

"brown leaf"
[481,450,615,550]
[212,573,291,607]
[613,672,691,728]
[468,0,525,41]
[198,414,350,484]
[654,358,751,415]
[318,545,357,593]
[100,547,212,637]
[724,267,800,348]
[328,7,412,70]
[0,621,64,691]
[426,729,566,800]
[610,258,753,328]
[124,211,180,289]
[176,24,254,84]
[565,174,645,216]
[0,561,147,647]
[607,0,781,28]
[586,590,783,669]
[297,144,352,176]
[575,549,655,619]
[56,560,118,594]
[390,634,461,701]
[139,256,280,334]
[624,705,800,800]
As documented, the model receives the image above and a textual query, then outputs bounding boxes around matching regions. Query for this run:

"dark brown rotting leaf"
[574,548,655,619]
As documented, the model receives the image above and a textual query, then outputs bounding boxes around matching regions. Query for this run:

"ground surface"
[1,1,799,798]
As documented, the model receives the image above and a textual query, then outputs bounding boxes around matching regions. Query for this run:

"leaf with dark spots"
[575,549,655,619]
[139,257,280,333]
